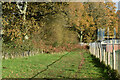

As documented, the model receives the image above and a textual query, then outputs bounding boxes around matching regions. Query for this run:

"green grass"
[116,49,120,53]
[2,49,117,79]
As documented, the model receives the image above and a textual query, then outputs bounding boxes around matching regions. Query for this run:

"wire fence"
[2,50,40,59]
[89,39,120,75]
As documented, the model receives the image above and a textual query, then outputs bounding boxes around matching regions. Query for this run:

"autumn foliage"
[2,2,118,54]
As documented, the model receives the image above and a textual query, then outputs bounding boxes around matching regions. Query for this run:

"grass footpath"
[2,49,117,79]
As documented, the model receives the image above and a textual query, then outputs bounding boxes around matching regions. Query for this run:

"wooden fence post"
[108,52,110,66]
[90,44,91,54]
[105,52,108,65]
[94,43,96,57]
[100,45,102,62]
[113,49,116,70]
[115,50,118,70]
[118,53,120,74]
[111,53,113,69]
[103,49,105,63]
[96,44,98,58]
[98,43,99,58]
[92,46,94,55]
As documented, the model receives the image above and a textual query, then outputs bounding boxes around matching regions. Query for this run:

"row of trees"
[2,2,118,54]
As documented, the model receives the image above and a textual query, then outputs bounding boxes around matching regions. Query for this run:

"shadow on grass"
[2,50,120,80]
[89,54,119,80]
[28,52,70,80]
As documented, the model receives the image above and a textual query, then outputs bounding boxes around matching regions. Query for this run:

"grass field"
[2,49,116,79]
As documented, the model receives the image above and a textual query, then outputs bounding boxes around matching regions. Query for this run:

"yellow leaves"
[11,37,14,41]
[68,2,85,27]
[86,23,90,28]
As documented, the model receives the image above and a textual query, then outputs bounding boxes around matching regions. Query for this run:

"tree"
[66,2,95,43]
[116,10,120,38]
[105,2,118,38]
[83,2,118,41]
[2,2,79,54]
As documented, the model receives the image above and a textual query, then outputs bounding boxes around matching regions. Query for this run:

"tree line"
[2,2,118,54]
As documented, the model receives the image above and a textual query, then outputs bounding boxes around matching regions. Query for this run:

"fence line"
[89,40,120,75]
[2,50,40,59]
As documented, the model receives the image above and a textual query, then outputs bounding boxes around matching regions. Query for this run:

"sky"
[115,0,119,12]
[116,2,118,10]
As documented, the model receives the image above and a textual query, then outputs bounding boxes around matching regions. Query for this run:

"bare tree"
[16,0,27,21]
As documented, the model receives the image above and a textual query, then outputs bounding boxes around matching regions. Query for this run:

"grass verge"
[2,49,119,80]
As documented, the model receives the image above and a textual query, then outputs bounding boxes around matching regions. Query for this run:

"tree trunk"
[16,2,27,22]
[77,31,83,43]
[80,31,83,43]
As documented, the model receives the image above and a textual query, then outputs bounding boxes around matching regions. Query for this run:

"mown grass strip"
[2,49,117,79]
[30,52,69,79]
